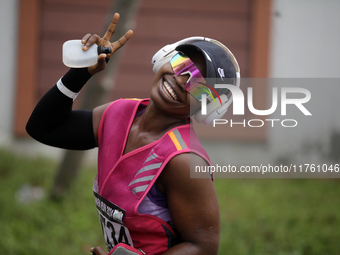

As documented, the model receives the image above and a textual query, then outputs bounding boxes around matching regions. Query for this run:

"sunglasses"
[170,53,210,101]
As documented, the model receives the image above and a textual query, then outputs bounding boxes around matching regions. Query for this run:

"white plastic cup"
[62,40,98,68]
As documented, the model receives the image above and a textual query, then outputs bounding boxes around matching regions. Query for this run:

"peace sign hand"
[81,13,133,75]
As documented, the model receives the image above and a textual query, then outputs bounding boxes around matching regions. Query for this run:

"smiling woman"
[25,13,240,255]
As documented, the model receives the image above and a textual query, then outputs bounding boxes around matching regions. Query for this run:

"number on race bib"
[94,191,133,251]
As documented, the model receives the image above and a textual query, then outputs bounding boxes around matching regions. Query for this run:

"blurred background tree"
[51,0,141,199]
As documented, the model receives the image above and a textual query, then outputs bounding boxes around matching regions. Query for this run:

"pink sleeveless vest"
[94,98,210,255]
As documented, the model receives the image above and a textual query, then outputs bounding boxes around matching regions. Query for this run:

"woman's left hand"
[90,246,108,255]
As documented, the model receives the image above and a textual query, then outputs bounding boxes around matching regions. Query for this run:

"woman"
[26,13,237,255]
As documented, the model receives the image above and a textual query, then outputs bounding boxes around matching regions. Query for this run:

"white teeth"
[163,80,178,101]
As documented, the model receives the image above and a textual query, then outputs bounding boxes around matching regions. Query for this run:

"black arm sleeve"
[26,68,97,150]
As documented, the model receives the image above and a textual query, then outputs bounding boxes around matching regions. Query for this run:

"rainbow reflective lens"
[170,53,209,101]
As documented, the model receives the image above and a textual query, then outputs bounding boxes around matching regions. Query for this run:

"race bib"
[94,191,133,252]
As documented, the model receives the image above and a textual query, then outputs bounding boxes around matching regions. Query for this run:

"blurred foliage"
[215,178,340,255]
[0,149,104,254]
[1,148,340,254]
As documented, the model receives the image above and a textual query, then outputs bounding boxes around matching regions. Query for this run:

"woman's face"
[150,53,206,120]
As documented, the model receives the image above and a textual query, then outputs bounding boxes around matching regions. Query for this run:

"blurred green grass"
[1,148,339,255]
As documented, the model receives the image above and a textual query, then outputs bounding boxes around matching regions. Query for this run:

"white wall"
[270,0,340,78]
[267,0,340,166]
[0,0,18,145]
[204,0,340,171]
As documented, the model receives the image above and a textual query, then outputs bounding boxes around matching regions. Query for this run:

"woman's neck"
[135,101,189,135]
